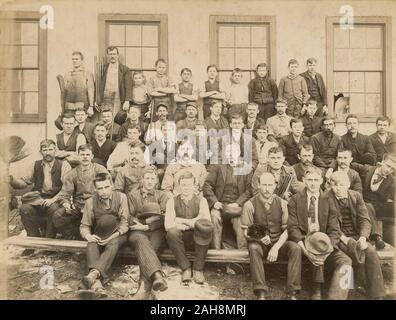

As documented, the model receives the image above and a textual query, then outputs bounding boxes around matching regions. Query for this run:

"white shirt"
[256,139,278,165]
[306,190,320,232]
[378,133,388,144]
[370,168,385,192]
[105,62,119,99]
[227,83,248,104]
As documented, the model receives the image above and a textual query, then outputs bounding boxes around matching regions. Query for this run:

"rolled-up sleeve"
[80,198,94,239]
[164,197,176,231]
[117,193,129,235]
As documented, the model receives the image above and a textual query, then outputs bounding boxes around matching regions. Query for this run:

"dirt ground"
[4,211,396,300]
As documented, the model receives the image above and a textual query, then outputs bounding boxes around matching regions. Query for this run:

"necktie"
[339,198,348,208]
[309,196,316,223]
[260,142,265,151]
[372,174,384,185]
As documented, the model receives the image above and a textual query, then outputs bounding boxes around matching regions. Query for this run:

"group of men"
[8,45,396,300]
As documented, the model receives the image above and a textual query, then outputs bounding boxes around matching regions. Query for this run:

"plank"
[2,236,395,264]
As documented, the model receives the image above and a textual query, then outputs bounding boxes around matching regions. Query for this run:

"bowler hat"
[305,232,334,256]
[193,219,214,246]
[137,202,162,220]
[346,238,366,264]
[247,223,267,241]
[222,204,242,219]
[94,215,119,240]
[114,110,128,126]
[21,191,45,206]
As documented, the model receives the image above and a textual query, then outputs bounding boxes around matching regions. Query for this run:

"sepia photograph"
[0,0,395,304]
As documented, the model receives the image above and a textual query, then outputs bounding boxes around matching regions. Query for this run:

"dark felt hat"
[305,232,334,257]
[185,101,197,109]
[222,204,242,219]
[247,223,267,241]
[137,202,162,220]
[21,191,45,206]
[114,110,128,126]
[193,219,214,246]
[94,215,119,240]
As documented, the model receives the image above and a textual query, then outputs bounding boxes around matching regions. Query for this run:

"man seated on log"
[80,172,129,291]
[327,171,385,299]
[127,168,170,298]
[350,153,396,248]
[287,166,352,300]
[53,144,108,239]
[10,139,71,239]
[241,172,302,300]
[165,172,213,284]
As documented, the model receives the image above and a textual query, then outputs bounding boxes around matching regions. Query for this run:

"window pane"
[334,72,349,93]
[349,93,366,114]
[144,71,157,81]
[349,72,365,93]
[2,45,21,68]
[142,25,158,47]
[219,71,232,87]
[142,47,158,69]
[126,25,141,46]
[334,27,349,48]
[350,27,366,49]
[3,92,23,113]
[235,26,250,47]
[365,49,383,70]
[251,25,267,47]
[22,70,38,91]
[21,45,38,68]
[235,48,250,69]
[0,21,18,44]
[366,27,382,49]
[218,48,234,70]
[108,24,125,47]
[365,72,381,93]
[24,92,38,114]
[240,71,251,87]
[365,93,382,115]
[334,49,351,70]
[125,47,141,69]
[218,26,234,47]
[117,47,126,65]
[20,22,38,45]
[251,48,267,69]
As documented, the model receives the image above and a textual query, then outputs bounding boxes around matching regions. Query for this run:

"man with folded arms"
[241,172,301,300]
[80,172,129,290]
[287,167,352,300]
[127,168,169,295]
[327,171,385,299]
[165,172,213,284]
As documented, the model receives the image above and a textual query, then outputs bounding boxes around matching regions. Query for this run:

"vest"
[337,199,357,237]
[56,131,78,151]
[32,159,63,197]
[251,196,284,243]
[203,80,220,105]
[92,191,121,228]
[177,82,194,109]
[174,194,201,219]
[221,166,240,203]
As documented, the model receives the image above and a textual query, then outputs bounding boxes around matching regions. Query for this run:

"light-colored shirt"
[227,83,249,104]
[132,85,150,104]
[266,114,292,138]
[105,62,120,100]
[306,190,320,232]
[164,196,211,231]
[255,139,278,165]
[106,140,145,171]
[148,74,175,93]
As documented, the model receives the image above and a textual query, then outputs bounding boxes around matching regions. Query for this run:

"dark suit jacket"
[203,164,253,208]
[369,131,396,163]
[311,132,343,169]
[99,63,131,104]
[293,162,323,182]
[300,114,322,138]
[279,134,311,166]
[287,190,341,247]
[300,71,327,105]
[245,117,265,132]
[327,189,371,239]
[204,116,229,131]
[341,132,376,165]
[75,122,95,143]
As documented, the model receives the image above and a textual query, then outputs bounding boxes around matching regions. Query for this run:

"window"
[326,17,391,121]
[99,14,168,79]
[0,12,47,123]
[210,15,276,87]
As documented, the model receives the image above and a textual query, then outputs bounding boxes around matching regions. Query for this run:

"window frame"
[326,16,392,122]
[209,15,277,81]
[0,11,47,123]
[98,14,168,72]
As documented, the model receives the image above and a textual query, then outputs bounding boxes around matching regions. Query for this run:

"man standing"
[127,168,169,295]
[165,172,213,284]
[328,171,385,299]
[369,116,396,163]
[53,144,108,239]
[80,172,129,290]
[311,117,343,169]
[241,172,302,300]
[341,114,376,165]
[10,139,71,238]
[287,167,352,300]
[300,58,328,117]
[98,46,131,116]
[279,118,310,166]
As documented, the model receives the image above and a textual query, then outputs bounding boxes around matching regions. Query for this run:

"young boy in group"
[148,59,178,119]
[254,124,278,165]
[125,71,151,123]
[278,59,309,118]
[174,68,199,123]
[200,64,226,119]
[226,68,249,121]
[118,105,146,142]
[300,97,322,138]
[248,63,278,122]
[74,107,95,143]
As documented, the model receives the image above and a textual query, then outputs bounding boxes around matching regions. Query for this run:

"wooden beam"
[2,236,395,264]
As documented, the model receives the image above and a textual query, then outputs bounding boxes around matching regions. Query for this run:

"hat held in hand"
[94,215,119,241]
[305,231,334,257]
[21,191,45,206]
[222,203,242,219]
[247,223,267,241]
[137,202,162,220]
[193,219,214,246]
